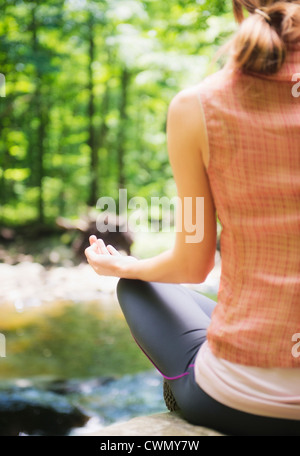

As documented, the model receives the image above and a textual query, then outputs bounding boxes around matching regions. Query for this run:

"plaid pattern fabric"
[198,45,300,367]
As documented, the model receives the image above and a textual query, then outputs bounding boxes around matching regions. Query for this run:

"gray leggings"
[116,279,300,436]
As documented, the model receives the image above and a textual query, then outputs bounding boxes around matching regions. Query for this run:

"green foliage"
[0,0,235,226]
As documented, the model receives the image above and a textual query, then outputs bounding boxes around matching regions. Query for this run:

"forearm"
[120,248,196,284]
[86,236,214,284]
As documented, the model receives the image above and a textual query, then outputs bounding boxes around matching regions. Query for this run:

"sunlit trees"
[0,0,234,227]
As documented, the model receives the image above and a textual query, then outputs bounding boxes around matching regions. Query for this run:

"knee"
[116,278,127,300]
[116,279,153,324]
[116,278,146,306]
[117,278,136,297]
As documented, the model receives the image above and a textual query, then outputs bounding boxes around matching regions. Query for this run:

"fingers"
[97,238,110,255]
[89,235,100,253]
[89,235,109,255]
[107,244,122,256]
[87,235,121,256]
[85,245,100,262]
[89,235,97,245]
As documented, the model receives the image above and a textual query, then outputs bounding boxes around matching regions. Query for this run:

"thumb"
[85,244,99,262]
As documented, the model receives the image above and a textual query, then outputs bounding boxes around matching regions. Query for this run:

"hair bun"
[254,8,271,23]
[229,1,300,75]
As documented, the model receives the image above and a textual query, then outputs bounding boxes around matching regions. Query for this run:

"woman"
[85,0,300,436]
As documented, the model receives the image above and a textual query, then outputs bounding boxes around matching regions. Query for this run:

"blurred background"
[0,0,232,436]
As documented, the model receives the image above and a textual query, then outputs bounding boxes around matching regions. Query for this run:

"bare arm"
[85,86,217,284]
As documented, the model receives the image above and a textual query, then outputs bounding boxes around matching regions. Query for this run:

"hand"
[84,235,138,278]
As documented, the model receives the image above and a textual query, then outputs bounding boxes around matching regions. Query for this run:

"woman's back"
[197,44,300,367]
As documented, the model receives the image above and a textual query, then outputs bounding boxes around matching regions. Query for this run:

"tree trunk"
[36,99,47,225]
[95,72,111,196]
[87,15,98,207]
[117,67,130,192]
[32,5,46,225]
[0,147,9,222]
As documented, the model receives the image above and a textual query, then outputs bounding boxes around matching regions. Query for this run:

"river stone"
[85,412,224,436]
[0,388,89,436]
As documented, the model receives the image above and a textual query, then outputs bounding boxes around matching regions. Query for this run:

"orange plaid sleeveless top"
[198,44,300,368]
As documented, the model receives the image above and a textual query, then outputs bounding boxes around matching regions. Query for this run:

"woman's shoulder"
[170,67,236,111]
[168,85,202,118]
[199,66,238,92]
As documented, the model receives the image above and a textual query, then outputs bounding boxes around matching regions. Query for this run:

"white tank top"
[194,341,300,420]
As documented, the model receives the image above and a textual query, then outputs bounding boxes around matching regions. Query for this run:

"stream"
[0,256,220,436]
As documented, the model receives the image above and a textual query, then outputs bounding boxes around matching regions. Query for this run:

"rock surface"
[0,386,89,436]
[81,412,224,437]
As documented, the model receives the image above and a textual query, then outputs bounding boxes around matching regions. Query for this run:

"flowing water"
[0,296,166,435]
[0,259,219,435]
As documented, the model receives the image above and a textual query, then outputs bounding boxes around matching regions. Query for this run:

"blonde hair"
[226,1,300,75]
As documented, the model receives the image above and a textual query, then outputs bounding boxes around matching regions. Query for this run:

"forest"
[0,0,235,234]
[0,0,234,436]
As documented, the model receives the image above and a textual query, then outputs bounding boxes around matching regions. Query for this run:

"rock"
[46,377,115,395]
[83,412,224,436]
[0,387,89,436]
